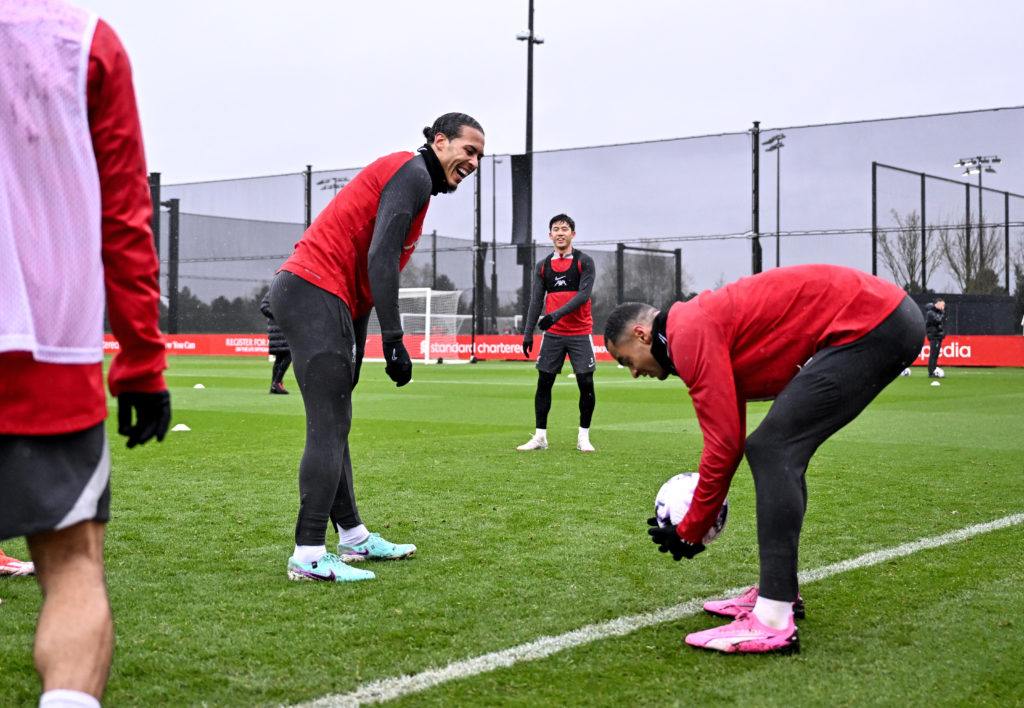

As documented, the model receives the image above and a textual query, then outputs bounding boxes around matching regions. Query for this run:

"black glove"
[522,334,534,358]
[117,390,171,449]
[352,357,363,389]
[646,517,705,560]
[383,338,412,387]
[538,314,557,331]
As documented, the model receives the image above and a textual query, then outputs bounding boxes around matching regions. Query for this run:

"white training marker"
[171,423,191,431]
[931,381,941,387]
[193,383,205,389]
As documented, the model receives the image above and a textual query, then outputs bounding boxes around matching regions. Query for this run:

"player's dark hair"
[549,213,575,231]
[423,113,484,143]
[604,302,658,347]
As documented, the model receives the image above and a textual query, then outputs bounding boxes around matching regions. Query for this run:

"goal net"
[367,288,463,363]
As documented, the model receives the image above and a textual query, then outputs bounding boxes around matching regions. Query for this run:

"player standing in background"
[270,113,485,583]
[603,265,923,654]
[925,297,946,377]
[0,3,171,706]
[518,214,598,452]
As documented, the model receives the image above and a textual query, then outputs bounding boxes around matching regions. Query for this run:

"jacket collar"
[650,309,678,378]
[418,144,450,195]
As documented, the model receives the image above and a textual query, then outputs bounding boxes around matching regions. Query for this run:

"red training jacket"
[0,19,167,435]
[666,264,907,543]
[279,152,429,319]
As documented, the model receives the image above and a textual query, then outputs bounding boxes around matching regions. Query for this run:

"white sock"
[578,427,590,440]
[39,690,101,708]
[337,524,369,547]
[535,428,547,440]
[753,595,794,629]
[293,545,326,564]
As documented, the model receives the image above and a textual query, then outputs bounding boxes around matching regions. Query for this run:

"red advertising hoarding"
[105,334,1024,366]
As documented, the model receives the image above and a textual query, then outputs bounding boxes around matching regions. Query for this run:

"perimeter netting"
[368,288,463,363]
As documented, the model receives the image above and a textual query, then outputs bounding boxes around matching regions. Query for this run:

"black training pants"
[927,336,944,375]
[270,271,366,546]
[271,351,292,385]
[745,296,925,603]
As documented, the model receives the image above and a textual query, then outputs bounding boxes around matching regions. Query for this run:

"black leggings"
[269,271,367,546]
[747,296,924,602]
[534,371,595,429]
[927,336,943,374]
[271,351,292,385]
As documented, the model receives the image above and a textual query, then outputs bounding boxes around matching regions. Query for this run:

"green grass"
[2,359,1022,707]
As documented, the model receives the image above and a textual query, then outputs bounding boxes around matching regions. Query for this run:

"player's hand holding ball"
[646,517,705,560]
[383,338,412,387]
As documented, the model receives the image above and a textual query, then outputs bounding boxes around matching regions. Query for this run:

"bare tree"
[939,219,1003,294]
[622,251,690,311]
[879,209,943,293]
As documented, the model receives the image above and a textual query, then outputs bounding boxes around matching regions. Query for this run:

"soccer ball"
[654,472,728,544]
[933,366,945,378]
[900,367,912,377]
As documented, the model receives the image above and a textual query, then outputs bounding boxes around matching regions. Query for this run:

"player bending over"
[604,264,923,654]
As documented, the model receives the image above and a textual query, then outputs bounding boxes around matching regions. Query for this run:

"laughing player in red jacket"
[604,265,923,655]
[270,113,485,584]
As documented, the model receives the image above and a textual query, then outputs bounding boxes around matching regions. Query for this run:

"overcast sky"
[82,0,1024,184]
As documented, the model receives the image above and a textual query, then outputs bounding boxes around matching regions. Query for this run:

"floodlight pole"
[762,133,785,268]
[750,121,762,274]
[160,198,179,334]
[978,168,984,268]
[492,156,503,333]
[517,1,544,317]
[954,155,1001,282]
[472,163,482,360]
[149,172,161,258]
[775,146,781,268]
[304,165,312,229]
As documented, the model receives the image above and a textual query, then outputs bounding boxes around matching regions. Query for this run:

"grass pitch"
[2,359,1022,707]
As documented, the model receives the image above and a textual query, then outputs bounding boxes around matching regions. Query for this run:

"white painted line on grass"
[287,513,1024,708]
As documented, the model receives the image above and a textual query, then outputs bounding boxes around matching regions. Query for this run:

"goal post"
[367,288,464,363]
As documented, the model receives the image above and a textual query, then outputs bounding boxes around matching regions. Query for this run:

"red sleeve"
[668,304,745,544]
[88,20,167,396]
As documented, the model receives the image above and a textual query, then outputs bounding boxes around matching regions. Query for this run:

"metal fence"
[152,106,1024,335]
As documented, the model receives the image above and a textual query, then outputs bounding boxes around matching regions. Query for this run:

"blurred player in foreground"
[270,113,484,583]
[518,214,598,452]
[604,265,923,654]
[0,2,170,705]
[0,549,35,576]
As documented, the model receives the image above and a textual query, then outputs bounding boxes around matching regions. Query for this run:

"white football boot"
[517,434,548,451]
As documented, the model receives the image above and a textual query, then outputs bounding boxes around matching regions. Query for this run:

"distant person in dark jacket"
[924,298,946,378]
[260,291,292,394]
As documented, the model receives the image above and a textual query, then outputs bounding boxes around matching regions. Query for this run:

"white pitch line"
[287,513,1024,708]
